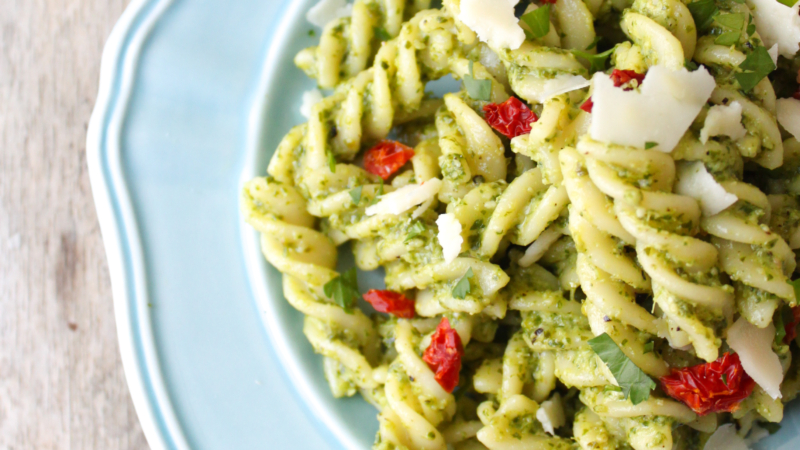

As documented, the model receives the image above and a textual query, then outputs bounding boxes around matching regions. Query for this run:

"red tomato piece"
[363,289,415,319]
[363,141,415,180]
[783,306,800,344]
[483,97,538,139]
[660,353,755,415]
[610,69,646,90]
[580,97,594,113]
[422,317,464,393]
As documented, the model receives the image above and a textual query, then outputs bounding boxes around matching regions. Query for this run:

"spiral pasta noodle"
[242,0,800,448]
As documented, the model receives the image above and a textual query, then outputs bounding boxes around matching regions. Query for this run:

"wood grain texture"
[0,0,148,448]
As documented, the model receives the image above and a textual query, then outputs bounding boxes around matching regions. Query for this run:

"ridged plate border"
[86,0,189,449]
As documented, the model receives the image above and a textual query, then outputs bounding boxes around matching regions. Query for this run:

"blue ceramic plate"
[88,0,800,449]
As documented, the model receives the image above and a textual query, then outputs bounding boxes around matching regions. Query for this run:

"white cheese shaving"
[768,44,779,66]
[528,74,591,103]
[750,0,800,58]
[727,317,784,400]
[536,393,565,435]
[589,65,716,152]
[436,213,463,264]
[518,228,561,267]
[675,162,738,216]
[699,101,746,144]
[704,424,749,450]
[306,0,352,28]
[365,178,442,217]
[458,0,526,50]
[300,89,323,119]
[776,98,800,141]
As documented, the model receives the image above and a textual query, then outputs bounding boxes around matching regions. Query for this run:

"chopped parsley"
[452,268,474,299]
[589,333,656,405]
[688,0,720,32]
[521,5,551,40]
[374,26,391,41]
[735,46,776,92]
[349,186,363,205]
[323,268,360,313]
[327,148,336,173]
[645,142,658,150]
[405,220,426,243]
[572,47,615,73]
[464,60,492,102]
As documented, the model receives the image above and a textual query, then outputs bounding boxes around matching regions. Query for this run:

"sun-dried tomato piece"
[660,353,755,415]
[483,97,538,139]
[363,289,415,318]
[580,97,594,113]
[611,69,646,90]
[784,306,800,344]
[422,317,464,393]
[363,141,415,180]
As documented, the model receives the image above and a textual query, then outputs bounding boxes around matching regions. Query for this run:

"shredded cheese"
[365,178,442,217]
[528,74,591,103]
[675,162,738,216]
[699,102,746,144]
[436,213,463,264]
[777,98,800,141]
[458,0,526,50]
[300,89,323,119]
[727,317,784,400]
[589,65,716,152]
[750,0,800,58]
[306,0,352,28]
[536,393,565,435]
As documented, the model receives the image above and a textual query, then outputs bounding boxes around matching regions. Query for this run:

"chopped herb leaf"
[792,279,800,301]
[722,372,728,386]
[644,341,655,353]
[323,268,360,313]
[572,47,615,73]
[778,0,796,5]
[308,29,316,37]
[349,186,363,205]
[645,142,658,150]
[369,179,385,206]
[714,13,745,31]
[327,149,336,173]
[452,268,474,299]
[374,26,391,41]
[735,46,776,92]
[688,0,720,32]
[464,60,492,102]
[521,5,551,40]
[730,0,745,3]
[405,220,426,243]
[746,23,756,36]
[685,59,699,70]
[588,333,656,405]
[586,36,602,51]
[714,31,740,46]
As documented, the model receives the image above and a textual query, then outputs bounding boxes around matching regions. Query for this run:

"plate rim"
[86,0,190,449]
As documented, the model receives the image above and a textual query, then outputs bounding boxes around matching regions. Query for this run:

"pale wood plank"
[0,0,148,448]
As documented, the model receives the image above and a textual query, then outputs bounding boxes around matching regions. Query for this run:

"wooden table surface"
[1,1,148,448]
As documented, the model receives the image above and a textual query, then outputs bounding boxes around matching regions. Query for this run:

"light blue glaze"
[89,0,800,449]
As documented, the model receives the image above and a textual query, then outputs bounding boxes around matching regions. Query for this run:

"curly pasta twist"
[241,178,382,396]
[296,0,433,89]
[575,137,734,362]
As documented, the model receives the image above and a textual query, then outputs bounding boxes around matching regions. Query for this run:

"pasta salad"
[241,0,800,448]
